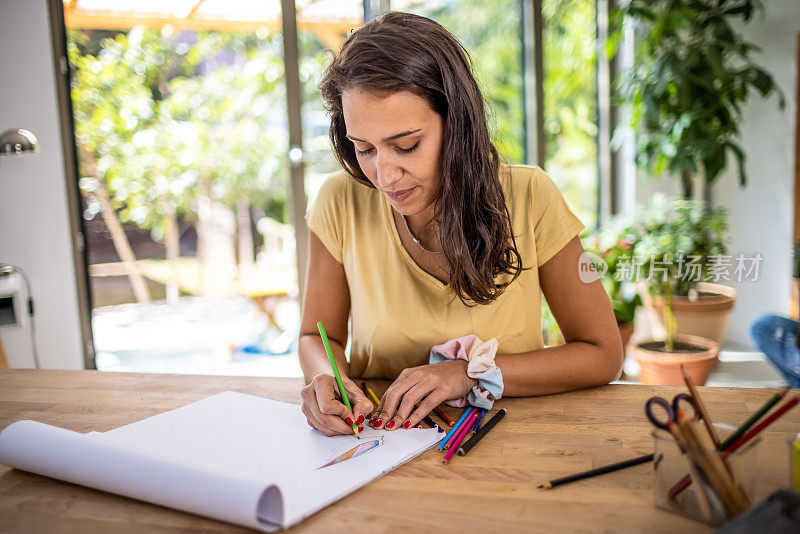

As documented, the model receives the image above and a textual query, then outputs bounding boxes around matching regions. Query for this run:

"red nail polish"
[375,419,383,427]
[386,420,395,429]
[345,417,354,426]
[356,414,365,425]
[402,421,411,429]
[370,418,377,426]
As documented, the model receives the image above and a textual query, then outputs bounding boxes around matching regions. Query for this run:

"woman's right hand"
[301,373,374,436]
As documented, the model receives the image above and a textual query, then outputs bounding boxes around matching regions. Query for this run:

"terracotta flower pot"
[632,334,719,386]
[642,282,736,346]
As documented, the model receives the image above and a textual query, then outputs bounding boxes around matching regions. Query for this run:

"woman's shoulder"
[500,162,583,228]
[501,163,585,264]
[499,163,555,203]
[306,170,381,262]
[306,170,382,240]
[501,163,549,186]
[312,169,379,206]
[313,169,351,201]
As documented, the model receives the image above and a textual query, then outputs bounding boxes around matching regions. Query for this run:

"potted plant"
[633,194,735,348]
[611,0,784,199]
[629,194,729,385]
[604,0,782,384]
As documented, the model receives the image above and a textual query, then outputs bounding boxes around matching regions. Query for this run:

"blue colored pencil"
[469,408,487,436]
[437,407,474,451]
[436,406,472,451]
[437,408,472,450]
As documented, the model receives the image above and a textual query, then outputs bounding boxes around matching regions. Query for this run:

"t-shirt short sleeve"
[305,172,350,264]
[530,167,586,266]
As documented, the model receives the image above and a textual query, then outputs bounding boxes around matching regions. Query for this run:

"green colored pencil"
[717,386,790,451]
[317,321,359,438]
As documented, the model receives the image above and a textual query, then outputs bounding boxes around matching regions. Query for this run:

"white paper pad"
[0,391,443,531]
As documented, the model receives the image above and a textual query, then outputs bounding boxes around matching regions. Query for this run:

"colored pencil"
[445,407,477,450]
[317,321,359,438]
[469,408,487,437]
[717,386,790,451]
[361,382,382,407]
[537,453,654,489]
[457,408,507,456]
[410,404,440,431]
[680,364,720,447]
[443,410,479,464]
[725,396,799,454]
[437,407,474,451]
[434,407,455,427]
[669,395,800,499]
[422,414,439,430]
[677,412,748,515]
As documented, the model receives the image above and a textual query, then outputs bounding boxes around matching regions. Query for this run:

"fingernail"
[375,419,383,427]
[345,416,354,426]
[370,417,377,426]
[386,420,395,429]
[402,421,411,429]
[356,414,364,425]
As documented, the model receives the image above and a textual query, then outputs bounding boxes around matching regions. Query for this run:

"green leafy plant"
[69,27,291,299]
[583,226,642,326]
[628,194,728,350]
[611,0,784,198]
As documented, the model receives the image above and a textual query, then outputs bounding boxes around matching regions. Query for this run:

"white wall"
[712,0,799,349]
[0,0,85,368]
[634,0,799,350]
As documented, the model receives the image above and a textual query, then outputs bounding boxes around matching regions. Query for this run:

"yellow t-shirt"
[305,164,585,379]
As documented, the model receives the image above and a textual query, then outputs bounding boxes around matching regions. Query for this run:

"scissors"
[645,393,699,431]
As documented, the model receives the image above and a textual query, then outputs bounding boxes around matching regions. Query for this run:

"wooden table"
[0,370,797,533]
[0,334,7,368]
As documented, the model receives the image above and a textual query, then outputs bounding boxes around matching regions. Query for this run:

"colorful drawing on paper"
[318,437,384,469]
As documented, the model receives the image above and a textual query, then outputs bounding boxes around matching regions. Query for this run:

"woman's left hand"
[370,359,477,430]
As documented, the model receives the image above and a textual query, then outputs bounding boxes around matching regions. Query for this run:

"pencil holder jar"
[652,423,762,526]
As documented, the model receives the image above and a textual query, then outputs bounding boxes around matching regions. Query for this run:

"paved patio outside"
[93,295,303,377]
[92,296,786,389]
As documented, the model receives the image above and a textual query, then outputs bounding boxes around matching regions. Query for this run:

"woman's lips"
[385,186,417,203]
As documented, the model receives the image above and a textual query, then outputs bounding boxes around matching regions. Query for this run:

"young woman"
[299,12,623,436]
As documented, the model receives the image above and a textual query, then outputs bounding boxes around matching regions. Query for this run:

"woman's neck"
[398,205,441,252]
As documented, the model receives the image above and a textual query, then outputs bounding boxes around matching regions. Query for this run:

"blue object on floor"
[749,314,800,389]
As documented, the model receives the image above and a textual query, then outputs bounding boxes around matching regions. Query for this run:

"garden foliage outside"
[69,26,334,301]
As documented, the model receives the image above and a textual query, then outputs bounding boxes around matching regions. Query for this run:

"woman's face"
[341,88,444,220]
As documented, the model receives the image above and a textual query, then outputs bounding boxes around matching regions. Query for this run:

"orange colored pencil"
[434,407,455,427]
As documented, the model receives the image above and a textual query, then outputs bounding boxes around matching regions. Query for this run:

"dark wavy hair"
[318,11,523,305]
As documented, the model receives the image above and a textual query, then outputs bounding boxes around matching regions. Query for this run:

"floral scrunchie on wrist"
[428,334,504,410]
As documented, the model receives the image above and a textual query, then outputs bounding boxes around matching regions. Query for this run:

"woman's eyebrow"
[345,128,422,143]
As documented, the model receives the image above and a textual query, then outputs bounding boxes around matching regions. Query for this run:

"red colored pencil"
[443,410,479,464]
[724,396,799,454]
[434,407,455,427]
